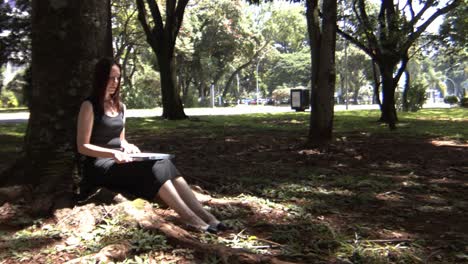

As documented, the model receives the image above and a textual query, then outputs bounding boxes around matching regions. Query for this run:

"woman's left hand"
[122,143,141,154]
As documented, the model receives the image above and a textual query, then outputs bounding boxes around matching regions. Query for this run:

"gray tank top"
[87,97,124,150]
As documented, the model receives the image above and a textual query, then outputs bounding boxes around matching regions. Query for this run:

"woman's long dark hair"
[92,57,122,113]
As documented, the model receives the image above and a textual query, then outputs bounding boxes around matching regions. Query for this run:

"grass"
[1,108,466,140]
[0,107,28,113]
[0,107,467,263]
[123,108,468,140]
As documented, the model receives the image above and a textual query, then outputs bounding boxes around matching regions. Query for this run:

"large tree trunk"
[371,60,382,106]
[379,63,398,129]
[306,0,337,147]
[23,0,112,215]
[158,47,187,119]
[135,0,189,120]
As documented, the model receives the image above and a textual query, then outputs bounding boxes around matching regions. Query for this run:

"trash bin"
[290,89,310,111]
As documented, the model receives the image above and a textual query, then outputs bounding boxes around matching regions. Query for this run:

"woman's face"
[106,64,121,97]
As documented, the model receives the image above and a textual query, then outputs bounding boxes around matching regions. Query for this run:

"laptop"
[128,153,175,161]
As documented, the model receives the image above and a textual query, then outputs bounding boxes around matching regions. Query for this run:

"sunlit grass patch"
[0,107,28,113]
[1,220,63,262]
[335,238,425,264]
[124,108,467,141]
[397,108,467,140]
[0,209,174,262]
[403,108,467,120]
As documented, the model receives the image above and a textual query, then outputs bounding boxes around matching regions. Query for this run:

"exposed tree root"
[58,188,296,264]
[65,242,132,264]
[119,199,295,264]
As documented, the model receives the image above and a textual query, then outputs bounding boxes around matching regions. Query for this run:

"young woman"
[76,57,226,233]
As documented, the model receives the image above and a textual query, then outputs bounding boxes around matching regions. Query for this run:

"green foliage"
[336,44,373,104]
[0,0,31,67]
[438,3,468,52]
[262,2,308,53]
[271,87,290,104]
[444,95,459,105]
[78,214,170,256]
[0,90,19,108]
[460,97,468,108]
[121,64,161,109]
[264,51,311,93]
[3,66,30,106]
[181,0,257,102]
[406,81,428,112]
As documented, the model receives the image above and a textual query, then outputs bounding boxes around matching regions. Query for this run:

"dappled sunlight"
[263,119,306,125]
[430,139,468,147]
[1,108,467,263]
[375,191,406,202]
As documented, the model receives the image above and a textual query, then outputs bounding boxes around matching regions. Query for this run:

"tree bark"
[136,0,188,120]
[379,63,398,129]
[306,0,337,147]
[371,60,382,106]
[402,69,410,112]
[158,45,187,119]
[22,0,112,215]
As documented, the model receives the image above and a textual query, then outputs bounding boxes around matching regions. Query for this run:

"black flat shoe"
[205,225,218,234]
[186,224,218,234]
[215,222,230,231]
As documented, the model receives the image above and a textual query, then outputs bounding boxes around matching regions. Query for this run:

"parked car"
[266,98,275,105]
[248,99,257,105]
[240,98,252,104]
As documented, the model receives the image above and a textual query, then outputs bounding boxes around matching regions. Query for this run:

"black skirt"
[83,157,180,200]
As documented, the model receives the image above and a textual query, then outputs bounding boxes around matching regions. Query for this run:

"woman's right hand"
[113,151,133,163]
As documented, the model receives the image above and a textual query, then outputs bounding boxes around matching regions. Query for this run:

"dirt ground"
[1,127,467,263]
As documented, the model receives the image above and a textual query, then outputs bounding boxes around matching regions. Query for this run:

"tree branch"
[147,0,164,31]
[407,0,436,30]
[172,0,190,44]
[404,0,461,51]
[135,0,158,52]
[355,0,379,53]
[336,28,375,60]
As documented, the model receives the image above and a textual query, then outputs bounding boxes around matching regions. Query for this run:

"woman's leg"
[171,176,220,226]
[157,180,208,229]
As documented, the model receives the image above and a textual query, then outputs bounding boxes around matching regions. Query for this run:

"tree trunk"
[371,60,382,106]
[306,0,337,147]
[135,0,189,120]
[379,63,398,129]
[23,0,112,215]
[158,47,187,119]
[402,69,410,112]
[121,44,134,92]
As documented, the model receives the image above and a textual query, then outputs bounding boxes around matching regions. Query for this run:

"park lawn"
[0,107,28,113]
[0,108,467,263]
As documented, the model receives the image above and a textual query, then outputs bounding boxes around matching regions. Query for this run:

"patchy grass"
[0,107,467,263]
[0,107,28,113]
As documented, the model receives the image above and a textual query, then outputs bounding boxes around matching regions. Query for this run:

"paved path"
[0,103,451,124]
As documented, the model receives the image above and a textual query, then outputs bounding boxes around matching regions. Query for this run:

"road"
[0,103,451,124]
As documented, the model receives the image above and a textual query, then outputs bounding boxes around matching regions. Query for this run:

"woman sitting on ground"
[76,57,226,233]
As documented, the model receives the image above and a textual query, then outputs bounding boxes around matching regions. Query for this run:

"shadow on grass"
[0,110,466,263]
[132,118,467,263]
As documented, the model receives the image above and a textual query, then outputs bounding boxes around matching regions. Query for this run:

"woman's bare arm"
[119,104,140,154]
[76,101,131,162]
